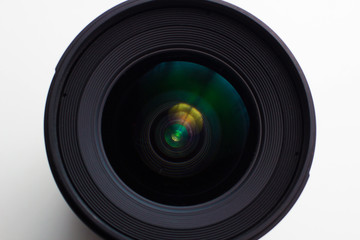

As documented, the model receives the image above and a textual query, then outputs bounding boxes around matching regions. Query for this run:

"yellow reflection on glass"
[169,103,203,133]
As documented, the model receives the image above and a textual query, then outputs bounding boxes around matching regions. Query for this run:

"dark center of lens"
[102,59,252,206]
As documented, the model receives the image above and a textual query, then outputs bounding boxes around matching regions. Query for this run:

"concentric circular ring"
[45,0,316,239]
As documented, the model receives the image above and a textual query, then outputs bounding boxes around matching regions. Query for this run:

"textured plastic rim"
[45,0,316,239]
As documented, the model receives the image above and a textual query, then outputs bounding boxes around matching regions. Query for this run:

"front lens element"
[102,60,252,205]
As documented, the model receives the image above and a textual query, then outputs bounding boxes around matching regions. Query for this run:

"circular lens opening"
[47,1,315,238]
[102,58,257,206]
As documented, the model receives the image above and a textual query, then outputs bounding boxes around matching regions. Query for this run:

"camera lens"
[45,0,316,239]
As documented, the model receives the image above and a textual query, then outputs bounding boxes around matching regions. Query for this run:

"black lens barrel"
[45,0,315,239]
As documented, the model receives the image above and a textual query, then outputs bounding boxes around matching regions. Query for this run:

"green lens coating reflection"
[165,124,188,148]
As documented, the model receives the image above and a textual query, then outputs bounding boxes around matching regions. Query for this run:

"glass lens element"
[102,60,251,205]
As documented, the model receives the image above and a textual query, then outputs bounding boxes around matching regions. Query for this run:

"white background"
[1,0,359,239]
